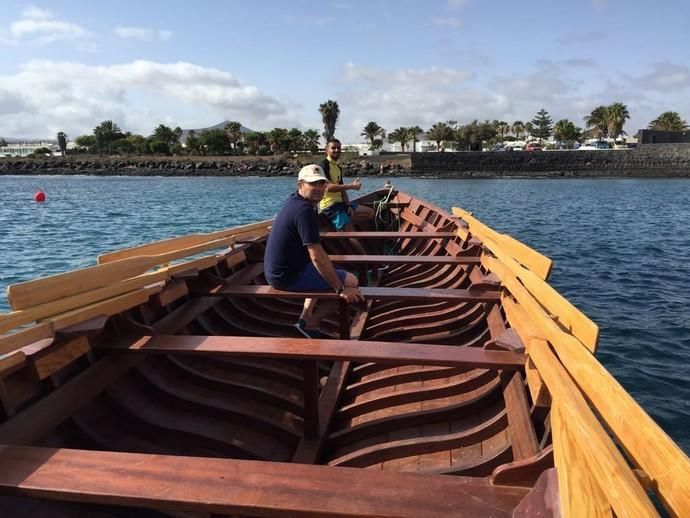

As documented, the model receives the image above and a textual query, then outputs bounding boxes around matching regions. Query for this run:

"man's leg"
[304,271,358,331]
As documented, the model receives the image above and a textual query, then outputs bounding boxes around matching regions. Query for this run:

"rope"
[372,183,401,254]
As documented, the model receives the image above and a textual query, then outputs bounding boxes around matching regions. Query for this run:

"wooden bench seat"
[0,445,528,517]
[104,335,526,370]
[321,231,459,239]
[212,284,499,302]
[328,254,480,265]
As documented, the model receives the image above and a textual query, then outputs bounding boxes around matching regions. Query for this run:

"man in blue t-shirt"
[264,164,364,338]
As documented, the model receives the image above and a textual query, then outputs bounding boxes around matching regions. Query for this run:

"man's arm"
[324,177,361,194]
[306,244,363,303]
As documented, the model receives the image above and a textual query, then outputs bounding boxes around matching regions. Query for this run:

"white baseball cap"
[298,164,327,183]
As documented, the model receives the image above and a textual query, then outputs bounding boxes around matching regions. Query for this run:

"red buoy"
[34,190,46,202]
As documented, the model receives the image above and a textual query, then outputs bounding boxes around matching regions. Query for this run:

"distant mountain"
[180,121,254,144]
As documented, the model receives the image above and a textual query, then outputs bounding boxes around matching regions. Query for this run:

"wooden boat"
[0,187,688,517]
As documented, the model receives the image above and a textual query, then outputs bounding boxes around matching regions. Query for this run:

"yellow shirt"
[319,157,344,210]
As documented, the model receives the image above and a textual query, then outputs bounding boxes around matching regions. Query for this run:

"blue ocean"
[1,175,689,454]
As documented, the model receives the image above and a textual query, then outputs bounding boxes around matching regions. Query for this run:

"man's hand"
[339,286,364,303]
[349,177,362,191]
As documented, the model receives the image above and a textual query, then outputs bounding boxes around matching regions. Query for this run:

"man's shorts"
[321,201,358,231]
[287,263,348,291]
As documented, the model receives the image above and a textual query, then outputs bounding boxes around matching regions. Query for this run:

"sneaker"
[295,319,322,339]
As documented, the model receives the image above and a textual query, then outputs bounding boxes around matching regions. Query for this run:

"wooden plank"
[500,294,550,408]
[47,284,163,332]
[491,446,555,488]
[483,243,598,352]
[97,219,272,263]
[551,403,612,517]
[329,254,481,265]
[104,335,527,370]
[528,339,657,517]
[0,355,140,445]
[481,300,538,462]
[153,279,189,307]
[452,207,552,280]
[494,259,690,516]
[0,444,527,517]
[501,371,540,461]
[321,231,458,239]
[225,250,247,269]
[7,237,234,311]
[512,468,560,518]
[0,270,169,335]
[30,335,91,381]
[302,361,319,439]
[0,322,54,357]
[217,285,500,303]
[292,361,352,464]
[0,352,26,377]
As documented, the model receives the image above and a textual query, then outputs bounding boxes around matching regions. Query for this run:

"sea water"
[1,175,689,453]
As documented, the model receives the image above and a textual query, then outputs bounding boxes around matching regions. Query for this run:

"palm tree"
[511,121,524,140]
[185,130,201,155]
[361,121,386,150]
[267,128,289,154]
[244,131,267,155]
[584,106,609,140]
[302,129,320,153]
[319,100,340,140]
[553,119,582,148]
[152,124,174,145]
[287,128,303,151]
[93,120,124,155]
[497,121,510,141]
[426,122,454,151]
[224,121,242,151]
[409,126,424,152]
[388,127,413,152]
[606,102,630,141]
[648,111,689,131]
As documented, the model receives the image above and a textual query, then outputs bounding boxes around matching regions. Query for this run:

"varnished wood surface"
[321,231,459,238]
[216,284,500,302]
[0,444,528,517]
[104,335,526,370]
[329,254,481,264]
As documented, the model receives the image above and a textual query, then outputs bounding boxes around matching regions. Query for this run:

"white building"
[0,141,60,158]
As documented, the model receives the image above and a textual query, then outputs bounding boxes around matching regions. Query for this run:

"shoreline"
[1,152,690,178]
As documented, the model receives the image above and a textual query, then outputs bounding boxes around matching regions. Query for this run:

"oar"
[7,236,236,311]
[98,219,272,264]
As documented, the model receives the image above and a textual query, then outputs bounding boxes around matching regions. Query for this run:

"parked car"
[525,143,542,151]
[579,140,611,150]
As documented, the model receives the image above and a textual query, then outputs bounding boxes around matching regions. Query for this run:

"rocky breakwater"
[411,145,690,178]
[0,156,411,177]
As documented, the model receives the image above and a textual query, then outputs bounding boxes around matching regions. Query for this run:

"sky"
[1,0,689,143]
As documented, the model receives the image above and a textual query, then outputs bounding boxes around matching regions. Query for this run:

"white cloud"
[337,63,487,141]
[115,26,172,41]
[629,61,690,92]
[7,5,91,45]
[431,17,463,28]
[0,60,296,138]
